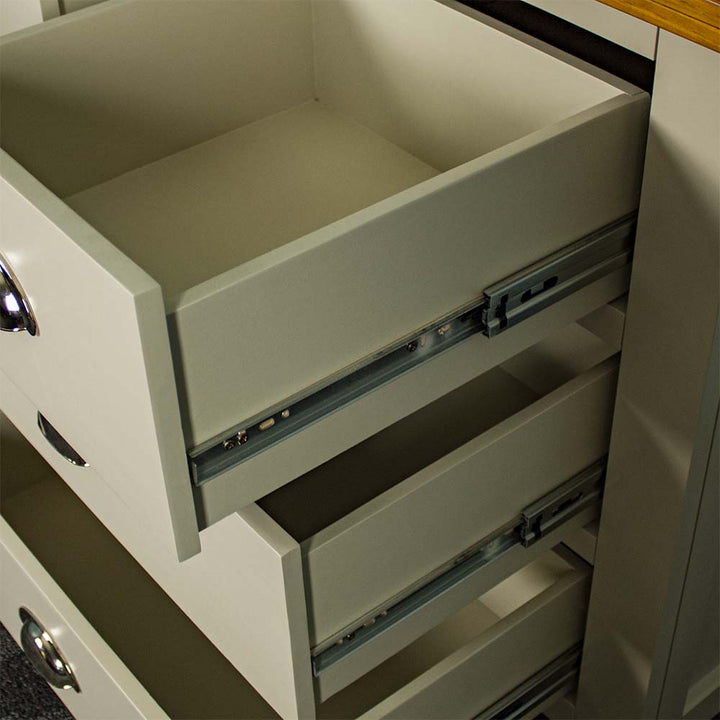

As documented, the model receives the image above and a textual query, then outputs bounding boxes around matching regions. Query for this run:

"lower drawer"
[0,519,167,720]
[1,408,588,720]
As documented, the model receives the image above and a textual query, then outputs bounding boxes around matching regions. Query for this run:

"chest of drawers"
[0,1,717,718]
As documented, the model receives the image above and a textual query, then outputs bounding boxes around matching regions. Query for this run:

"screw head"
[223,439,236,451]
[406,340,418,352]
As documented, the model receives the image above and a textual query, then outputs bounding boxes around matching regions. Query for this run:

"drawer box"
[1,412,589,720]
[250,322,617,653]
[0,0,648,558]
[0,314,617,718]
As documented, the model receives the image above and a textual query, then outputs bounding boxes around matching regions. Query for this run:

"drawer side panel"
[304,358,617,646]
[171,94,648,451]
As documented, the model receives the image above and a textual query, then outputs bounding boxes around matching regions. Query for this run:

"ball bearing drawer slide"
[311,459,605,673]
[189,216,635,486]
[475,644,582,720]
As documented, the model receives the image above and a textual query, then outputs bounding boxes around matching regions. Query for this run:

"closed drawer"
[1,411,588,720]
[0,522,168,720]
[0,314,617,718]
[0,0,648,558]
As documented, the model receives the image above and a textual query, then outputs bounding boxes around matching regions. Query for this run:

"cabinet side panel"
[577,32,720,719]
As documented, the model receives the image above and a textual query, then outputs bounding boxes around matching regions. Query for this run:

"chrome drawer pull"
[38,413,88,467]
[0,255,37,336]
[19,607,80,692]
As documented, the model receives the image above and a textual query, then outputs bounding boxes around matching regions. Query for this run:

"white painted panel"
[524,0,657,58]
[577,32,720,719]
[66,101,438,298]
[0,154,199,560]
[197,268,631,525]
[315,507,598,700]
[313,0,623,171]
[0,519,168,720]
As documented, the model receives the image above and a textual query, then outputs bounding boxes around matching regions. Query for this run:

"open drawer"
[0,310,620,718]
[0,410,589,720]
[0,0,648,558]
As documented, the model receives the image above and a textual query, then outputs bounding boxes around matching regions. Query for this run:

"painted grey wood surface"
[0,154,199,561]
[1,0,649,551]
[0,0,648,451]
[576,31,720,719]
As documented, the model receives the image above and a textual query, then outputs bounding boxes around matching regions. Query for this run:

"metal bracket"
[482,215,634,337]
[189,215,635,485]
[520,459,606,547]
[475,645,582,720]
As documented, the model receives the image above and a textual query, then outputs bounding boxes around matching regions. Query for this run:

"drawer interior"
[0,410,587,719]
[0,0,623,303]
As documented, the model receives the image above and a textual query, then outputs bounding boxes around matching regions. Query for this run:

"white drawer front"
[0,519,167,720]
[0,159,198,560]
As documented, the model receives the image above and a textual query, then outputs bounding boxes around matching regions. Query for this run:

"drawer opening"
[0,0,626,302]
[317,549,589,718]
[254,321,615,542]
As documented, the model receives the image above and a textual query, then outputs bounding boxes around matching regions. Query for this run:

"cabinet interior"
[0,410,579,719]
[255,321,617,543]
[0,0,622,302]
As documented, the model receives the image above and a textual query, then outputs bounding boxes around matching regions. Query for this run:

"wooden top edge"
[596,0,720,52]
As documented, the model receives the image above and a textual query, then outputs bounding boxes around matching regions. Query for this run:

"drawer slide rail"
[189,216,634,485]
[311,460,605,674]
[475,644,582,720]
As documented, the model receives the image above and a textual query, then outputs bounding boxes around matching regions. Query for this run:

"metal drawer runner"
[477,644,581,720]
[312,459,605,673]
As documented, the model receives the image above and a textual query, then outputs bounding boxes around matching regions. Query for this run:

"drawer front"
[0,518,168,720]
[361,551,591,720]
[304,357,617,648]
[0,157,198,560]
